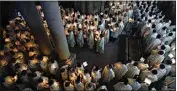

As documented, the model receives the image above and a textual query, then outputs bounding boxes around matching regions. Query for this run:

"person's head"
[148,20,151,23]
[50,59,55,63]
[29,47,35,52]
[151,70,158,75]
[133,62,139,66]
[38,78,43,83]
[85,69,89,74]
[76,75,81,84]
[160,45,166,50]
[166,60,172,65]
[123,78,129,85]
[60,68,65,73]
[77,15,80,19]
[32,72,37,77]
[21,70,27,76]
[173,28,176,32]
[158,51,164,55]
[153,30,156,33]
[136,77,142,83]
[108,64,113,69]
[162,27,167,30]
[168,33,173,36]
[133,75,139,79]
[37,55,43,60]
[152,24,156,28]
[77,63,82,68]
[15,63,20,69]
[49,79,54,86]
[160,64,165,69]
[87,83,92,88]
[156,34,161,39]
[94,66,99,71]
[65,82,71,87]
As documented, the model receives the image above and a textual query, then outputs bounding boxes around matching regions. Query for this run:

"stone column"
[41,2,76,65]
[0,1,2,50]
[17,1,53,55]
[81,1,86,14]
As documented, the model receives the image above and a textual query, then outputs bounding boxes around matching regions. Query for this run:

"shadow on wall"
[157,1,176,25]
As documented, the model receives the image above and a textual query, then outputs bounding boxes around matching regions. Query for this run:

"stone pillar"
[87,1,94,14]
[0,2,2,50]
[81,1,86,14]
[41,2,76,65]
[17,1,53,55]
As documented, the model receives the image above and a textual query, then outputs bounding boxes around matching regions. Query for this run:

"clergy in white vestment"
[124,62,140,78]
[76,28,84,47]
[113,78,132,91]
[154,64,167,81]
[60,65,69,81]
[147,51,165,69]
[113,62,128,81]
[64,80,74,91]
[102,64,115,83]
[67,29,76,48]
[96,34,105,54]
[37,76,49,90]
[104,27,110,44]
[145,34,161,54]
[127,77,142,91]
[161,33,175,45]
[163,60,172,76]
[97,85,108,91]
[82,69,92,84]
[140,70,158,83]
[32,71,42,83]
[49,79,61,91]
[20,70,30,84]
[88,30,94,49]
[91,66,101,83]
[85,82,96,91]
[74,75,85,91]
[48,60,59,75]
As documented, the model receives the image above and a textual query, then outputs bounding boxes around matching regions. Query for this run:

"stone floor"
[69,39,119,70]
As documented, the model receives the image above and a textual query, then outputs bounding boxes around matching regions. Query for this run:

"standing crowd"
[0,1,176,91]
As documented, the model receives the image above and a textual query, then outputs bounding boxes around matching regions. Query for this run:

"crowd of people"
[0,1,176,91]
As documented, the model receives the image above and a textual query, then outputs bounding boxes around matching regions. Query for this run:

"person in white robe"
[124,62,140,78]
[161,33,175,45]
[91,66,101,83]
[60,65,69,81]
[85,82,96,91]
[82,69,92,84]
[104,27,110,44]
[49,79,61,91]
[127,77,141,91]
[68,29,76,48]
[102,64,115,83]
[38,55,48,72]
[48,60,59,75]
[20,70,30,84]
[2,75,18,88]
[97,85,108,91]
[113,62,128,81]
[37,76,49,90]
[113,78,132,91]
[74,75,85,91]
[32,71,42,83]
[163,60,172,76]
[147,51,165,69]
[96,34,105,54]
[153,64,166,81]
[140,69,158,83]
[88,30,94,49]
[145,34,162,54]
[155,20,163,32]
[64,80,74,91]
[76,28,84,47]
